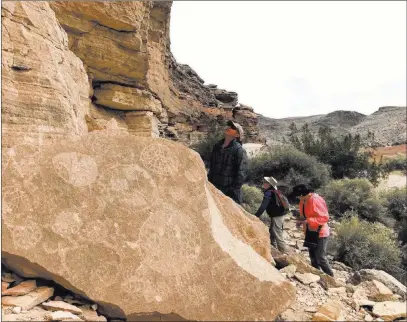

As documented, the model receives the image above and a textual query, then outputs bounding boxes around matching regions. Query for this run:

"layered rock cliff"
[2,1,259,152]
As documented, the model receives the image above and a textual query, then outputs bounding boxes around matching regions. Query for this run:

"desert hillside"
[258,106,406,147]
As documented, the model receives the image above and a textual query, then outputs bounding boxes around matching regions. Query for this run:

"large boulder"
[351,269,406,299]
[2,130,295,321]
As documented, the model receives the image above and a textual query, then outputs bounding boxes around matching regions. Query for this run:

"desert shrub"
[330,214,404,281]
[241,184,263,214]
[399,220,407,245]
[248,145,331,191]
[318,178,391,225]
[241,184,271,225]
[382,187,407,222]
[190,121,224,166]
[290,124,388,186]
[383,155,407,173]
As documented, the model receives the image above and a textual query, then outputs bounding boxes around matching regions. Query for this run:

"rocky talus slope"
[2,1,260,156]
[259,107,406,147]
[275,215,406,321]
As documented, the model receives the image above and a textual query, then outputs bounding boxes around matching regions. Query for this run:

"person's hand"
[296,218,306,229]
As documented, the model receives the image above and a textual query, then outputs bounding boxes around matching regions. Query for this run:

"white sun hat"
[264,176,278,189]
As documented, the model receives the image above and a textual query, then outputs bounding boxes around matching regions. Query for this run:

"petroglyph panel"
[140,144,179,176]
[2,131,295,321]
[52,152,98,187]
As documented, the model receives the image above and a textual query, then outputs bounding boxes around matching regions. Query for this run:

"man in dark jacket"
[208,120,248,204]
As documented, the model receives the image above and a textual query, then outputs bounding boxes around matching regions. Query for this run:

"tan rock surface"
[372,301,407,321]
[1,287,54,311]
[94,84,163,114]
[42,301,83,314]
[79,307,107,322]
[2,281,10,292]
[2,131,295,321]
[1,2,90,153]
[2,280,36,296]
[312,300,343,321]
[44,310,84,321]
[355,269,406,299]
[295,272,321,285]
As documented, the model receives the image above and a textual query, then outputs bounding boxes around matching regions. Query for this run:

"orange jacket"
[299,193,330,238]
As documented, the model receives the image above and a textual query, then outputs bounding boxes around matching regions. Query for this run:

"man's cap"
[264,176,278,189]
[227,120,244,142]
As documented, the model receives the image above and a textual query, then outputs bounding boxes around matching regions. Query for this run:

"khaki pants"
[269,215,288,253]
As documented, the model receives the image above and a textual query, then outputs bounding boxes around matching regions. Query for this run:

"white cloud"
[170,1,406,118]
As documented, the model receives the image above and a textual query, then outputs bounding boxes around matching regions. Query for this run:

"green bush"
[382,187,407,222]
[190,121,224,166]
[318,178,392,225]
[241,184,263,214]
[241,184,271,225]
[330,214,404,281]
[384,155,407,173]
[248,145,331,190]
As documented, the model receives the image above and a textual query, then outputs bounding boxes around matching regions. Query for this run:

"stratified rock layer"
[2,131,295,321]
[1,2,90,150]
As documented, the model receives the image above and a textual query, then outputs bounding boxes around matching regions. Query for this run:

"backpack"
[266,189,291,217]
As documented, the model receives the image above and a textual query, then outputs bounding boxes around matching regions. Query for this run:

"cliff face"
[46,1,260,144]
[1,2,90,151]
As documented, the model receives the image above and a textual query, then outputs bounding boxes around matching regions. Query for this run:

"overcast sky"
[170,1,406,119]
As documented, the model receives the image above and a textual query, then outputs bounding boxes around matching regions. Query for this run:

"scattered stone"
[295,272,321,285]
[91,304,97,311]
[44,310,84,321]
[55,296,63,301]
[2,286,54,311]
[364,314,374,321]
[12,307,21,314]
[280,265,297,278]
[79,307,107,322]
[369,280,394,302]
[354,269,406,298]
[305,307,318,313]
[312,300,343,321]
[328,287,347,296]
[2,280,37,296]
[332,261,353,273]
[2,281,9,292]
[42,301,83,314]
[372,301,406,321]
[2,273,15,283]
[65,298,86,306]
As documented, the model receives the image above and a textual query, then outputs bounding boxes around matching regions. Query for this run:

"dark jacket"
[208,139,248,192]
[255,189,290,218]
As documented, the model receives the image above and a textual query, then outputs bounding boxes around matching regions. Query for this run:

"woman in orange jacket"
[290,184,334,277]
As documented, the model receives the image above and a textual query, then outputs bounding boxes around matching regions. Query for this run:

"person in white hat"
[254,176,290,253]
[208,120,248,204]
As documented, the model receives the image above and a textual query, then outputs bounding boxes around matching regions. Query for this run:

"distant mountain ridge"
[258,106,406,147]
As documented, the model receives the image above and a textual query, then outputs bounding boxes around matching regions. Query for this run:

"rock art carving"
[2,131,295,321]
[52,152,98,187]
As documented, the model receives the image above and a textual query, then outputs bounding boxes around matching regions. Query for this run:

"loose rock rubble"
[277,213,407,321]
[1,267,107,322]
